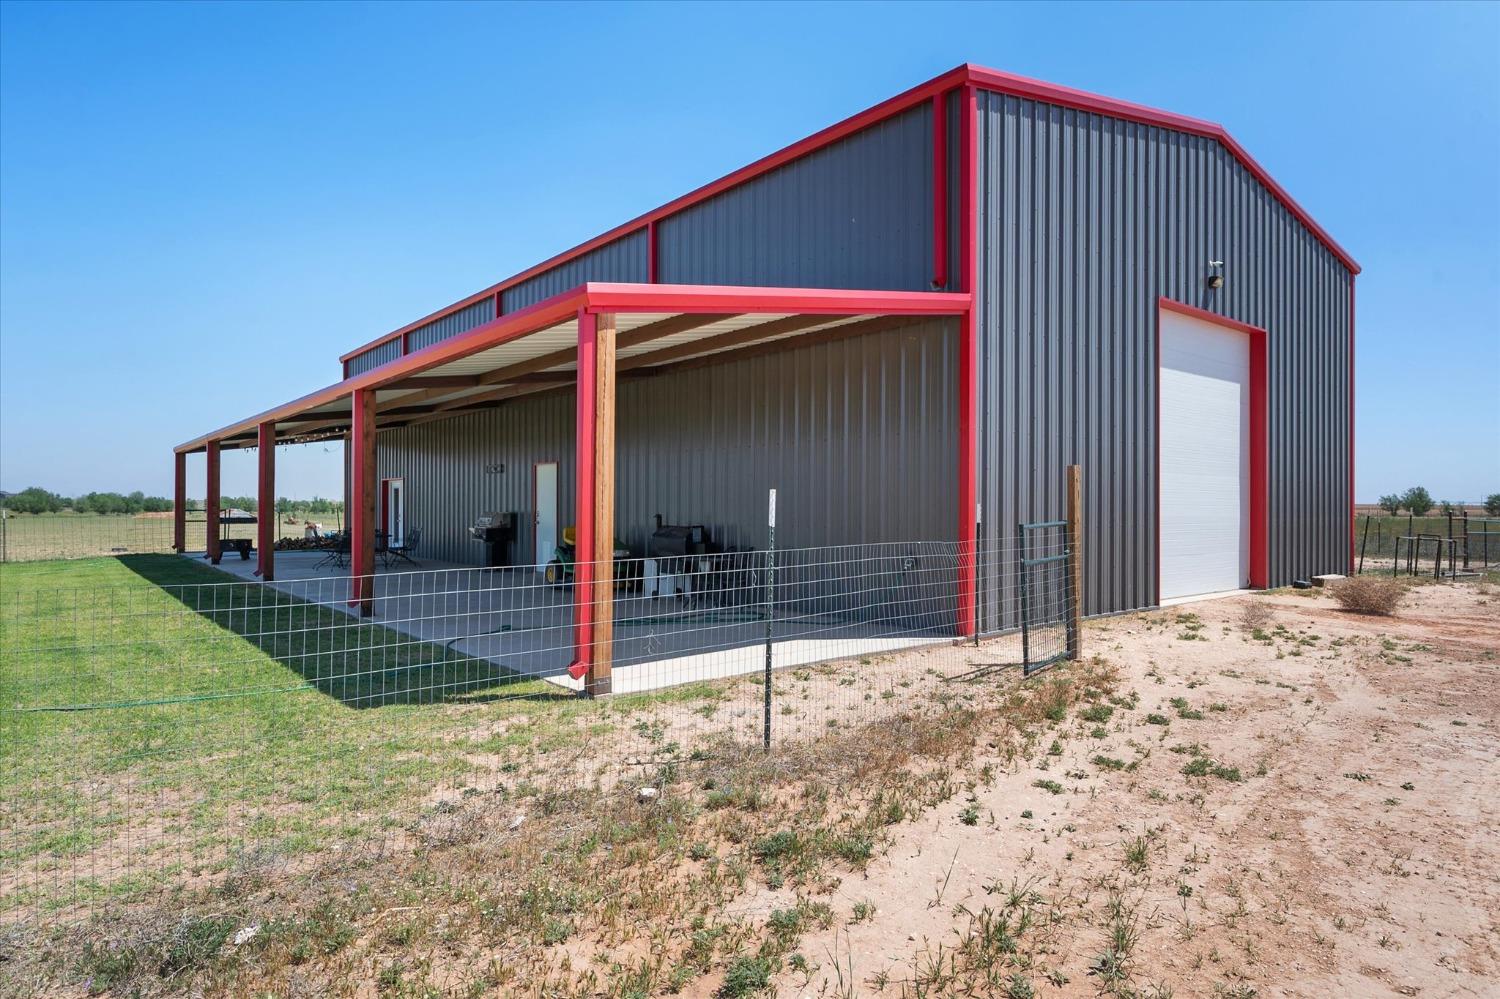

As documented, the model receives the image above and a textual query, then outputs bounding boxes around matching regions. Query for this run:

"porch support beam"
[205,439,222,564]
[173,452,187,553]
[349,388,377,616]
[255,421,276,581]
[568,309,616,696]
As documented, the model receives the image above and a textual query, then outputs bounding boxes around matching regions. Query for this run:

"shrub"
[1330,577,1404,616]
[1486,493,1500,517]
[719,955,773,997]
[1400,486,1434,517]
[1238,600,1274,632]
[1378,493,1403,515]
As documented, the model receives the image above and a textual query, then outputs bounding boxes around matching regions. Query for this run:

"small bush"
[719,955,773,997]
[1238,600,1274,632]
[1330,577,1404,616]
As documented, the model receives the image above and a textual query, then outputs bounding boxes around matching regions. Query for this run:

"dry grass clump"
[1238,599,1275,632]
[14,657,1119,999]
[1330,576,1405,616]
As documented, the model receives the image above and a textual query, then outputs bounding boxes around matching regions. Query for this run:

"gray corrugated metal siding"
[975,91,1352,622]
[500,229,649,314]
[658,104,934,290]
[377,320,957,567]
[346,338,402,376]
[406,298,497,353]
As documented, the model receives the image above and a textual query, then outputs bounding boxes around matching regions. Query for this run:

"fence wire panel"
[0,512,328,564]
[0,537,1073,929]
[1017,522,1073,675]
[1354,514,1497,575]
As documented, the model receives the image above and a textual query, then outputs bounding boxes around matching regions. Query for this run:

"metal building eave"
[174,283,971,455]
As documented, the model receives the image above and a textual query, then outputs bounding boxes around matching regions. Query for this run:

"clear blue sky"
[2,1,1496,503]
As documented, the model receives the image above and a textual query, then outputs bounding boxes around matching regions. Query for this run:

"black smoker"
[469,511,518,568]
[649,515,711,574]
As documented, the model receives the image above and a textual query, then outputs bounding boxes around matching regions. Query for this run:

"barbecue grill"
[469,511,517,568]
[214,509,256,560]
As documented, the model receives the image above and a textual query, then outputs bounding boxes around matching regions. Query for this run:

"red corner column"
[569,310,599,691]
[349,389,377,615]
[256,421,276,581]
[955,83,979,638]
[205,439,222,564]
[173,451,187,553]
[567,309,617,696]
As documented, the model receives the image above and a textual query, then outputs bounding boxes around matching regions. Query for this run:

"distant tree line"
[1376,487,1500,518]
[2,486,343,517]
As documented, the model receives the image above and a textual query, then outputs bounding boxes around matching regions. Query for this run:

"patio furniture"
[383,527,422,569]
[314,532,350,571]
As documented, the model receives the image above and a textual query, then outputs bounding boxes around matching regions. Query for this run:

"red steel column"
[1348,277,1356,574]
[256,421,276,581]
[569,309,598,685]
[205,440,222,564]
[349,389,377,615]
[173,451,187,553]
[956,84,978,638]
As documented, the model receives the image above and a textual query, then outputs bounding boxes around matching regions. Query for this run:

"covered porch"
[174,282,975,695]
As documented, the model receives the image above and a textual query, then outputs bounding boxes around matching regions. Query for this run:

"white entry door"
[383,478,405,548]
[1159,309,1251,600]
[534,462,558,572]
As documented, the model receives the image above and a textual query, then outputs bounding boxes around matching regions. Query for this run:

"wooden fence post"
[1066,465,1083,660]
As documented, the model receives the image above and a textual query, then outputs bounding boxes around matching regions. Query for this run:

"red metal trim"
[1348,277,1356,572]
[338,65,973,363]
[1157,297,1267,338]
[173,452,187,553]
[339,63,1356,368]
[350,388,376,615]
[966,66,1358,275]
[956,84,978,638]
[256,422,276,581]
[569,310,598,681]
[931,92,948,289]
[647,221,659,284]
[177,284,970,454]
[204,440,221,564]
[580,284,971,316]
[1156,298,1270,594]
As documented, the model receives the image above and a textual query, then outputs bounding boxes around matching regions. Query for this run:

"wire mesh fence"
[1353,513,1500,576]
[0,534,1077,930]
[0,511,337,564]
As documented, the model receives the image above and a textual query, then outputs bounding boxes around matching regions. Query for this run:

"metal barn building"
[175,64,1357,691]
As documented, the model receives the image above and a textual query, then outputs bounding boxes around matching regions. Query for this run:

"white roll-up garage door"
[1159,309,1251,600]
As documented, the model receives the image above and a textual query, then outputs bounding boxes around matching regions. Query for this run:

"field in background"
[0,512,337,563]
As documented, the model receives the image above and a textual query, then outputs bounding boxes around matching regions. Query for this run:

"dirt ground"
[6,577,1496,999]
[775,581,1499,998]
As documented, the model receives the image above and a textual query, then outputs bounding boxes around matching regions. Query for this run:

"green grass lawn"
[0,554,574,916]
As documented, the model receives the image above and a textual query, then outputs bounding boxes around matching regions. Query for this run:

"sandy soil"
[775,581,1499,998]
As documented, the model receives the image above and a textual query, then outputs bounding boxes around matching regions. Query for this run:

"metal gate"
[1018,519,1076,676]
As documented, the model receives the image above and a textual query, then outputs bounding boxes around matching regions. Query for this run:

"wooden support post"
[256,422,276,581]
[591,312,617,696]
[173,451,187,553]
[349,389,377,615]
[205,440,221,564]
[1065,464,1084,660]
[567,310,617,696]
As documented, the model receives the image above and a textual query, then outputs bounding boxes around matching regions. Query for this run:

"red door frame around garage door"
[1155,297,1269,601]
